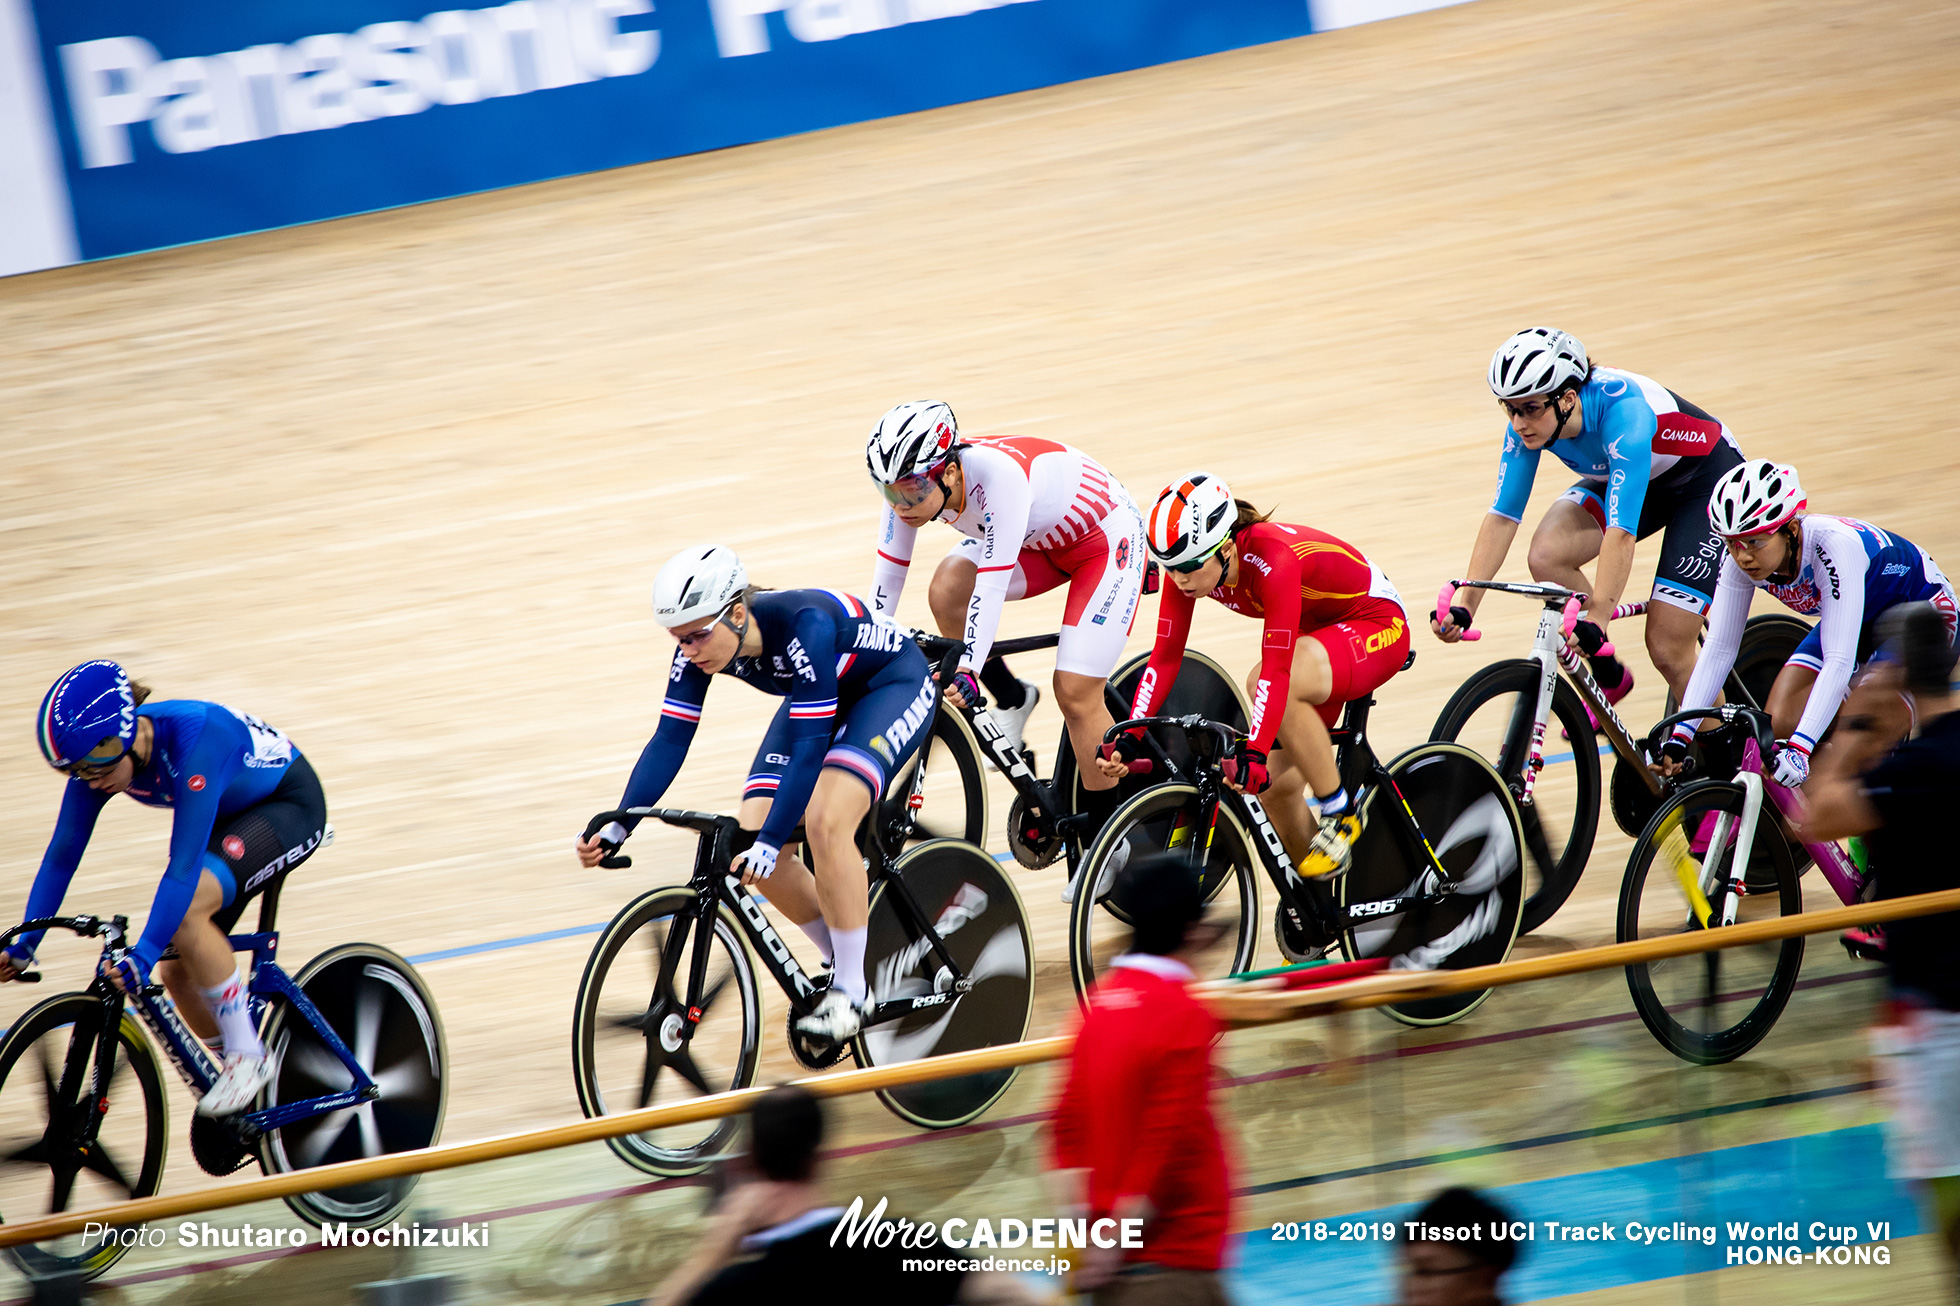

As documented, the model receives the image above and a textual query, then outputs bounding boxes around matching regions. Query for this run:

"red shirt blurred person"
[1051,850,1235,1305]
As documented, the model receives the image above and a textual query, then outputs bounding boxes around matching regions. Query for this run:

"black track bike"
[1068,691,1527,1026]
[571,649,1034,1176]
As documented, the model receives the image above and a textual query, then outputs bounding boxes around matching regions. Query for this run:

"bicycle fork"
[1516,606,1564,806]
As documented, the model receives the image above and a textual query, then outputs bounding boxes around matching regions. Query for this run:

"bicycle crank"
[1006,794,1063,869]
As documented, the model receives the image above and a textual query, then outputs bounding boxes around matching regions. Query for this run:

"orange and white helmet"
[1708,459,1806,538]
[1147,473,1237,569]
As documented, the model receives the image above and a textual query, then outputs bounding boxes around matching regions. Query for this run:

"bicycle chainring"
[1274,902,1332,965]
[1006,794,1063,869]
[787,1010,850,1070]
[190,1113,257,1176]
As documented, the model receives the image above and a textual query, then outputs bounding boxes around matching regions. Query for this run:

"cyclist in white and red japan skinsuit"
[865,402,1147,898]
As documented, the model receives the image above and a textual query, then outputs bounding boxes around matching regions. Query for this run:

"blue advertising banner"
[16,0,1316,266]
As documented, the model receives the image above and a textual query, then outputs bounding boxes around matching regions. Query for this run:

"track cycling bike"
[570,645,1034,1177]
[1067,688,1527,1026]
[1430,580,1809,933]
[1616,704,1876,1064]
[891,633,1247,885]
[0,875,447,1279]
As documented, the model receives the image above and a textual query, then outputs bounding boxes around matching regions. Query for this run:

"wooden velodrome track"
[2,0,1958,1299]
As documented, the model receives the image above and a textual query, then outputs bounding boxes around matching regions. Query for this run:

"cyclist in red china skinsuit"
[1098,473,1410,879]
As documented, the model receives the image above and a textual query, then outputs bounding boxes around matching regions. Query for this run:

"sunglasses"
[674,605,738,650]
[1499,396,1558,420]
[64,736,131,779]
[874,470,943,509]
[1166,548,1223,575]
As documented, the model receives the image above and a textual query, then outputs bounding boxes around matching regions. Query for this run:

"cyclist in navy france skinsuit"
[1435,328,1747,720]
[1658,459,1957,788]
[573,545,938,1044]
[2,661,330,1117]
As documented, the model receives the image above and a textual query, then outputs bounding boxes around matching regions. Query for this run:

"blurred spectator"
[653,1084,1036,1305]
[1395,1186,1518,1306]
[1050,851,1234,1304]
[1803,601,1960,1283]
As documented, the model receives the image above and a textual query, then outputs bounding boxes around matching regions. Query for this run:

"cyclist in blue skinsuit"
[2,661,330,1116]
[1434,328,1746,718]
[573,545,938,1043]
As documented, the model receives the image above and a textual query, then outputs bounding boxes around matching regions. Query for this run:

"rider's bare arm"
[1438,514,1520,637]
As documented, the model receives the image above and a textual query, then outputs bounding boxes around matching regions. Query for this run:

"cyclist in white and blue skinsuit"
[1663,459,1957,788]
[1435,328,1745,715]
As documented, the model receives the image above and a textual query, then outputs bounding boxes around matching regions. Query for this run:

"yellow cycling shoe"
[1301,813,1364,878]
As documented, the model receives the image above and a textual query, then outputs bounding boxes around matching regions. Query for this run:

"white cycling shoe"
[196,1052,275,1118]
[987,681,1041,767]
[1062,836,1131,905]
[794,989,874,1044]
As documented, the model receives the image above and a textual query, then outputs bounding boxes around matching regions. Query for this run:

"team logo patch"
[223,835,246,860]
[870,735,895,764]
[188,775,207,792]
[1114,537,1131,571]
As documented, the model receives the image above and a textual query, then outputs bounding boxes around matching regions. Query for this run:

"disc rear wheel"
[1340,743,1525,1026]
[260,944,448,1227]
[855,840,1034,1129]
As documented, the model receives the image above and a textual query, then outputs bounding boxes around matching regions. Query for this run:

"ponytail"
[1230,500,1273,537]
[131,679,153,707]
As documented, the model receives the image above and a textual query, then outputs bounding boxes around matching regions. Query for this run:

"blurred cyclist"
[864,401,1147,902]
[1097,473,1410,882]
[1434,327,1745,719]
[1655,459,1956,787]
[575,545,938,1043]
[2,661,329,1117]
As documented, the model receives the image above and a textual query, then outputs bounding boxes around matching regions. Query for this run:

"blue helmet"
[36,660,137,770]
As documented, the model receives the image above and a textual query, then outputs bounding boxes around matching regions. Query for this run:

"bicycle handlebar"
[1441,581,1645,658]
[1433,584,1483,641]
[0,915,132,986]
[582,807,742,869]
[1103,715,1244,776]
[1642,705,1777,759]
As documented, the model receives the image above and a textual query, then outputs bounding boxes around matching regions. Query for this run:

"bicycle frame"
[909,631,1163,853]
[1,914,380,1144]
[1646,708,1869,926]
[598,808,988,1045]
[1446,580,1659,807]
[1107,706,1460,940]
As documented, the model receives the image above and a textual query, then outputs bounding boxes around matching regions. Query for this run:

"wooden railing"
[3,886,1954,1249]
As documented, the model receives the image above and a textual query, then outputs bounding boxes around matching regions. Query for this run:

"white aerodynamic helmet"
[1707,459,1807,538]
[865,400,960,487]
[1488,327,1590,399]
[651,544,749,628]
[1146,473,1238,569]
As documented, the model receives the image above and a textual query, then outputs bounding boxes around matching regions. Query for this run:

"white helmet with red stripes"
[1707,459,1807,538]
[1146,473,1237,569]
[866,400,960,485]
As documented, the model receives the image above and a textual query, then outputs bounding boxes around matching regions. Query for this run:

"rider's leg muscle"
[1527,498,1604,591]
[806,767,874,932]
[1765,663,1820,743]
[1053,670,1117,791]
[1645,601,1707,704]
[929,556,978,639]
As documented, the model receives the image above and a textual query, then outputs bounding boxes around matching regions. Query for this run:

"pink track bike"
[1616,704,1874,1064]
